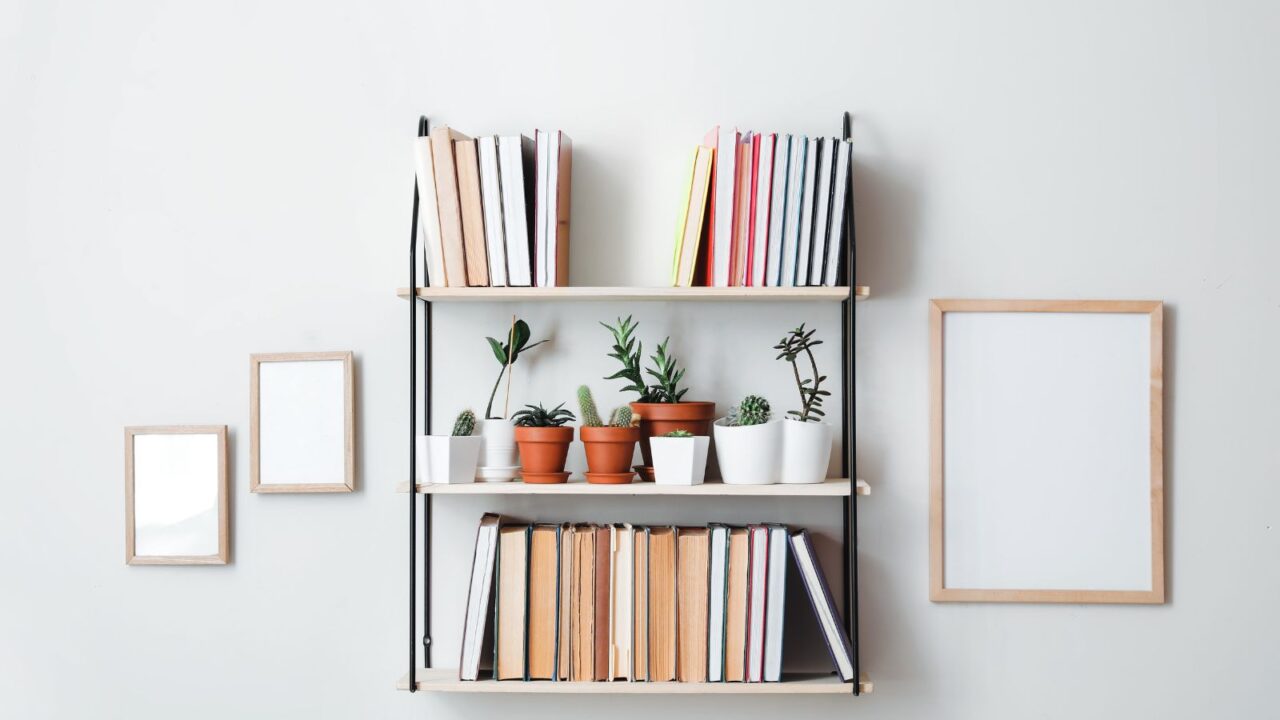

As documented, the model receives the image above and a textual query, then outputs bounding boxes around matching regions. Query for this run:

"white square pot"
[416,435,482,485]
[650,436,710,486]
[779,420,832,484]
[712,419,782,485]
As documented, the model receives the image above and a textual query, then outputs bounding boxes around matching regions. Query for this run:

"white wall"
[4,0,1279,717]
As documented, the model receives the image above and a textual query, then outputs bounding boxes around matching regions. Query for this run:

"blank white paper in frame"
[252,352,354,492]
[930,300,1164,604]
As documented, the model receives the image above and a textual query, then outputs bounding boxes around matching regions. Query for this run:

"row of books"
[460,515,855,684]
[673,127,853,288]
[413,127,571,288]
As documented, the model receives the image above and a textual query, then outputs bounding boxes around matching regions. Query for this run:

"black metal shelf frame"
[407,113,861,693]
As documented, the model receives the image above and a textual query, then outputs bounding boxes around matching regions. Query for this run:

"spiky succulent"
[728,395,771,427]
[577,385,603,427]
[609,406,633,428]
[663,429,694,438]
[452,409,476,436]
[644,338,688,403]
[511,402,576,428]
[600,317,690,403]
[774,324,829,422]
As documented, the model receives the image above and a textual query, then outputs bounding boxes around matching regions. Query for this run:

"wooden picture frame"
[125,425,229,565]
[250,351,355,493]
[929,299,1164,604]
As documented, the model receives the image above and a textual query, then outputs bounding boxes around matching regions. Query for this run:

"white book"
[412,137,447,287]
[477,137,507,287]
[497,136,533,287]
[824,140,853,287]
[790,530,855,682]
[609,524,634,681]
[712,126,739,287]
[745,525,770,682]
[765,135,790,286]
[780,136,807,287]
[809,138,836,286]
[460,514,501,680]
[534,130,550,287]
[750,133,775,287]
[708,525,730,682]
[795,137,820,286]
[763,525,788,682]
[545,131,564,287]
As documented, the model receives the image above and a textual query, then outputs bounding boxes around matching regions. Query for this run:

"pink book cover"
[746,134,763,286]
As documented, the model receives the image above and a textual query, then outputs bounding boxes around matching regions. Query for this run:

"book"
[744,524,769,682]
[824,139,853,287]
[708,126,740,287]
[495,524,530,680]
[672,146,714,287]
[557,523,574,680]
[676,527,710,683]
[429,125,471,287]
[570,524,595,681]
[549,131,572,287]
[593,525,611,681]
[790,529,856,682]
[795,137,820,286]
[460,513,501,680]
[730,137,753,286]
[527,524,560,680]
[454,138,490,286]
[723,527,749,682]
[749,133,775,287]
[707,524,730,681]
[809,137,836,286]
[477,136,508,287]
[765,135,790,286]
[647,527,677,682]
[779,136,807,287]
[762,524,789,681]
[498,135,534,287]
[412,136,448,287]
[632,527,649,681]
[609,524,634,680]
[534,130,549,287]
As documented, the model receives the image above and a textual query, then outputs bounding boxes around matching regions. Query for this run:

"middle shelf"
[395,477,868,497]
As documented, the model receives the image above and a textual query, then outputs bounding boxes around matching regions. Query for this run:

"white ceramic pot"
[416,435,482,485]
[712,418,782,485]
[780,420,833,484]
[650,436,710,486]
[476,420,518,481]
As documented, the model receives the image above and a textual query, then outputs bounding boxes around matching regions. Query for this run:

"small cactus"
[452,409,476,436]
[729,395,771,427]
[577,385,603,427]
[664,429,694,438]
[609,406,633,428]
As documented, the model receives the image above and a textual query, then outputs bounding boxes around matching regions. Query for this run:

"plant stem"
[485,366,506,420]
[789,355,807,421]
[803,344,822,422]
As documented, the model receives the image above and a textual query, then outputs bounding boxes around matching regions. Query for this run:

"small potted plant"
[512,402,576,484]
[577,385,640,484]
[713,395,782,485]
[650,429,710,486]
[417,409,483,485]
[600,316,715,479]
[775,324,833,484]
[476,317,547,481]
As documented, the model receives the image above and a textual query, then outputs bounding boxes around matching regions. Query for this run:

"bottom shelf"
[397,668,872,695]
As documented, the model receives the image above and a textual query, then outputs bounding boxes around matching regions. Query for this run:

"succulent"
[728,395,771,427]
[644,338,688,403]
[609,406,633,428]
[577,385,603,428]
[600,316,689,404]
[484,318,548,419]
[511,402,576,428]
[663,429,694,438]
[451,409,476,436]
[774,324,829,423]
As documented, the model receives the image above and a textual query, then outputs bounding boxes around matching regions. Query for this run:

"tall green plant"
[600,316,689,403]
[774,324,829,422]
[484,318,547,419]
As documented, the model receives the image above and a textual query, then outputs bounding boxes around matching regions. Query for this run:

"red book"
[701,126,719,286]
[746,134,763,286]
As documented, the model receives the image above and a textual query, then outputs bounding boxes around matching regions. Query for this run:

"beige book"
[429,125,470,287]
[632,528,649,681]
[571,524,595,682]
[527,525,559,679]
[558,523,574,680]
[724,527,749,682]
[609,524,634,680]
[647,527,677,681]
[453,138,490,286]
[495,525,529,680]
[676,527,710,682]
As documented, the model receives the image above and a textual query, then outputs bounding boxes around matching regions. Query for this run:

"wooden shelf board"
[395,286,869,302]
[396,477,869,497]
[397,668,872,694]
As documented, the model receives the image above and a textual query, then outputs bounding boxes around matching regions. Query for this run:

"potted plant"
[713,395,782,485]
[600,316,715,479]
[417,409,483,485]
[476,317,548,481]
[512,402,576,484]
[775,324,833,484]
[577,386,639,484]
[650,429,710,486]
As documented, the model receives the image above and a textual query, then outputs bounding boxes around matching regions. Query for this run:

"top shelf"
[396,286,869,303]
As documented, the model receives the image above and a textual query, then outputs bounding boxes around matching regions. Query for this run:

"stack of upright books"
[413,127,571,287]
[672,126,853,288]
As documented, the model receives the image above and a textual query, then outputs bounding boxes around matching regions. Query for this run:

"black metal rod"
[842,110,861,695]
[408,115,426,691]
[423,298,434,669]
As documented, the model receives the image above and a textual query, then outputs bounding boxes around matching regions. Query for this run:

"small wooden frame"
[250,351,355,493]
[125,425,229,565]
[929,299,1164,604]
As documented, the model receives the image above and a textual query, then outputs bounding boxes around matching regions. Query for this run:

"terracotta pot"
[514,426,574,481]
[579,426,640,475]
[629,401,717,471]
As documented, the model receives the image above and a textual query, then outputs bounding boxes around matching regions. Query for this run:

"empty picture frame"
[125,425,229,565]
[250,351,355,493]
[929,300,1164,604]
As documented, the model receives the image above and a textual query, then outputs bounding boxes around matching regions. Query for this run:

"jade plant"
[484,318,547,419]
[600,315,689,403]
[774,324,829,422]
[727,395,771,427]
[663,429,693,438]
[578,385,637,428]
[511,402,576,428]
[451,409,476,436]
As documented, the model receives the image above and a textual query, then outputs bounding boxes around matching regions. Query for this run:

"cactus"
[577,385,603,427]
[664,429,693,438]
[739,395,771,426]
[609,406,633,428]
[452,409,476,436]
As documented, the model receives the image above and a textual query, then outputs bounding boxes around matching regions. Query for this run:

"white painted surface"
[258,359,347,486]
[942,311,1153,591]
[4,0,1280,717]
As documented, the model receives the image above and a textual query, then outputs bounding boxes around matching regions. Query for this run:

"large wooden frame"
[125,425,229,565]
[250,351,356,493]
[929,299,1164,604]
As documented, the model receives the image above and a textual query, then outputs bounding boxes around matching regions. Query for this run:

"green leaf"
[486,337,508,364]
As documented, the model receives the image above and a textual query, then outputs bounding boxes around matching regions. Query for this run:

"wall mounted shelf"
[397,668,873,695]
[396,285,869,303]
[396,478,870,497]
